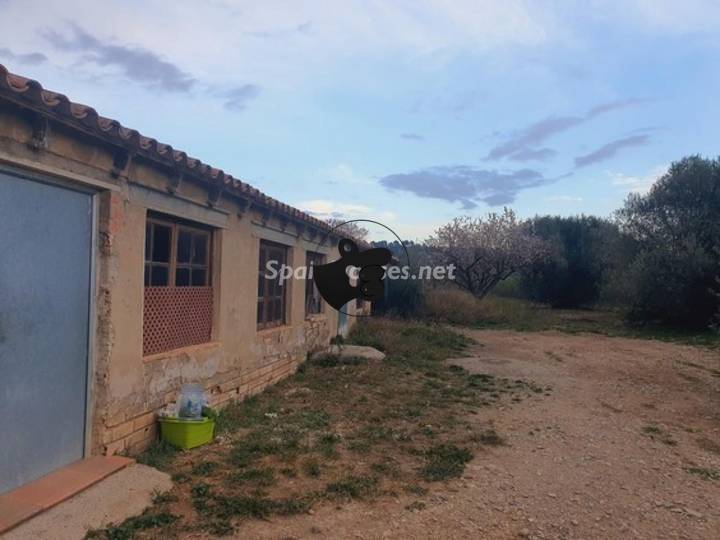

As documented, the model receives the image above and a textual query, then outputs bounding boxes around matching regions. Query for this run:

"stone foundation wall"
[101,316,333,456]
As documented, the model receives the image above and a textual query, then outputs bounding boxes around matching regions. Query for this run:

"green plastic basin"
[159,416,215,449]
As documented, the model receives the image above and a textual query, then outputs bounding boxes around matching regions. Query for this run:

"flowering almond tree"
[326,218,370,244]
[427,208,548,299]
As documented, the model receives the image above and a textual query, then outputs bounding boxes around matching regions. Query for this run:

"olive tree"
[426,208,548,299]
[617,155,720,328]
[519,215,626,308]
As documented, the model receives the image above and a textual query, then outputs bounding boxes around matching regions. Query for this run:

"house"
[0,64,362,495]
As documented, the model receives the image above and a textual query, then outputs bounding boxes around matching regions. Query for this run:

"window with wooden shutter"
[143,213,213,355]
[257,240,288,329]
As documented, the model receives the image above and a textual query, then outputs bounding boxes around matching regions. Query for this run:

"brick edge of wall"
[101,355,300,456]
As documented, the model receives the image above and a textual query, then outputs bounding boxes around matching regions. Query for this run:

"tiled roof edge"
[0,64,333,233]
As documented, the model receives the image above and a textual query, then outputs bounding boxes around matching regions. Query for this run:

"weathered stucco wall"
[0,101,358,457]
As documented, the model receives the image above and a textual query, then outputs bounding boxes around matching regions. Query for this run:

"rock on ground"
[328,344,386,361]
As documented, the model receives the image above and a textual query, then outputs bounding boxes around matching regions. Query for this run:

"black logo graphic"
[313,238,392,311]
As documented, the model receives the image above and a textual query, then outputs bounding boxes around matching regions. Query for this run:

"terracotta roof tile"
[0,64,332,233]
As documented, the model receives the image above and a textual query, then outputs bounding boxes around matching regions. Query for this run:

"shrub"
[520,215,621,308]
[625,241,718,328]
[618,156,720,328]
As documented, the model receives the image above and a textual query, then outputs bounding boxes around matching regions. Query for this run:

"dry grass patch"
[424,289,720,347]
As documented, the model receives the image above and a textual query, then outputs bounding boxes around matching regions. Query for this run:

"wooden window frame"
[257,240,289,330]
[305,251,325,317]
[144,214,212,287]
[143,212,214,356]
[145,219,172,286]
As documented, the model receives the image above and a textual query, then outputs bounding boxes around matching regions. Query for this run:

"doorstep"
[0,456,134,534]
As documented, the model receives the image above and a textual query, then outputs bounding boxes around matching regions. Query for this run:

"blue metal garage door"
[0,170,93,494]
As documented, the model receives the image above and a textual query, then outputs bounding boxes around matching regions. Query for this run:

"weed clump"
[302,457,322,477]
[228,467,276,487]
[641,425,677,446]
[421,444,473,481]
[685,467,720,481]
[136,440,177,471]
[85,511,178,539]
[325,475,378,499]
[191,461,218,476]
[475,429,505,446]
[311,354,368,368]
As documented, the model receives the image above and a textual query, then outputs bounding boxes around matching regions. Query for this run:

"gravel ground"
[222,330,720,540]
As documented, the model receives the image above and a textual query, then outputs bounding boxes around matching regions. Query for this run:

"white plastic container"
[178,383,207,419]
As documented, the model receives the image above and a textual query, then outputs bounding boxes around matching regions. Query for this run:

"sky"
[1,0,719,241]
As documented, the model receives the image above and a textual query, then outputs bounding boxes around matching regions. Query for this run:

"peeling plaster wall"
[0,103,355,457]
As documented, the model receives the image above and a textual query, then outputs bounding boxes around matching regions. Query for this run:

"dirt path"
[222,330,720,539]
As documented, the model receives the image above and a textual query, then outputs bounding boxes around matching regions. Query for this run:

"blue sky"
[1,0,719,240]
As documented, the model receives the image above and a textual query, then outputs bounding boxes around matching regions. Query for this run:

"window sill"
[305,313,327,322]
[143,341,221,362]
[256,324,291,334]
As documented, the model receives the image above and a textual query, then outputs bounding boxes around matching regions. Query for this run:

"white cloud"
[609,164,667,194]
[4,1,719,97]
[322,164,375,186]
[0,0,560,93]
[295,200,396,231]
[295,199,371,220]
[4,1,717,119]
